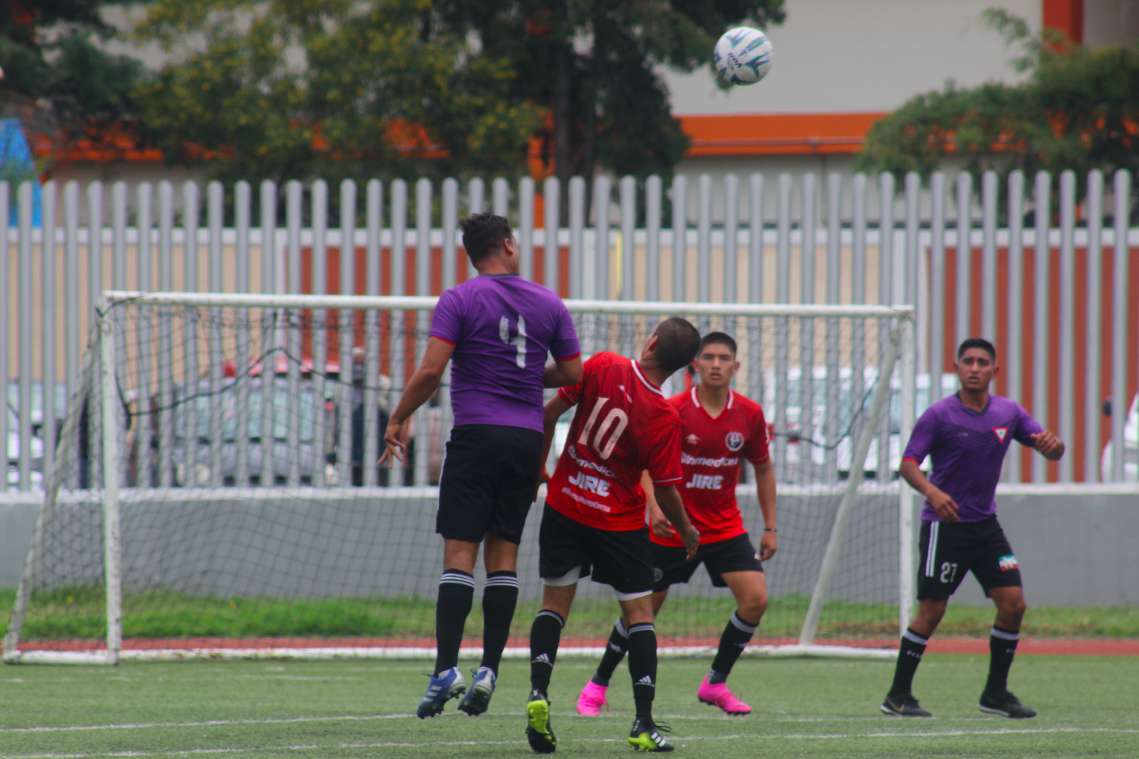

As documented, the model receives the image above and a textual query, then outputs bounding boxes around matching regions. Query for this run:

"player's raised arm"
[543,354,583,388]
[381,337,454,464]
[542,303,583,388]
[1029,430,1065,460]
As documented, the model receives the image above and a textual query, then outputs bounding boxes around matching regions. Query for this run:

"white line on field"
[4,711,1138,735]
[8,728,1139,758]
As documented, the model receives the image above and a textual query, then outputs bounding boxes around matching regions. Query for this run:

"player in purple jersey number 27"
[882,338,1063,720]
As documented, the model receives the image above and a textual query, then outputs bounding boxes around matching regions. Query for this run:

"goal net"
[4,291,915,663]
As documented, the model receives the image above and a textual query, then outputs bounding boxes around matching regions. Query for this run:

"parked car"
[130,375,337,487]
[1101,393,1138,482]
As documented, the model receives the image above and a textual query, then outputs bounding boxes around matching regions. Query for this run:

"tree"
[437,1,785,196]
[0,1,146,176]
[858,10,1139,218]
[133,0,545,187]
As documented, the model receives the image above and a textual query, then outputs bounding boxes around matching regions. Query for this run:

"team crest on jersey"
[686,433,701,446]
[992,426,1009,443]
[725,431,745,452]
[997,554,1019,572]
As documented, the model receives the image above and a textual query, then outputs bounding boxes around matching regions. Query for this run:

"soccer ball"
[713,27,773,86]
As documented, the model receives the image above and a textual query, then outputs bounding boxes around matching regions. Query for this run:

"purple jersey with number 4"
[902,393,1043,523]
[430,274,580,433]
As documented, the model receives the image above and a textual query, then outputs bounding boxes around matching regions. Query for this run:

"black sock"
[434,569,475,675]
[888,627,929,697]
[480,571,519,675]
[592,619,629,686]
[709,611,758,683]
[529,609,564,696]
[985,626,1020,694]
[626,622,658,722]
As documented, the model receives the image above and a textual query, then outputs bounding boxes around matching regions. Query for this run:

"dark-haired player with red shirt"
[525,317,702,754]
[576,331,777,718]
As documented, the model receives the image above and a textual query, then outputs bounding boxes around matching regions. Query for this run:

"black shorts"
[538,504,655,596]
[652,533,764,592]
[917,516,1023,600]
[436,424,543,545]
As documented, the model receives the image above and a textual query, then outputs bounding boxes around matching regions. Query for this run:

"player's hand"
[379,418,409,466]
[926,486,959,523]
[532,467,550,503]
[759,529,778,561]
[1030,430,1064,460]
[649,509,676,539]
[680,525,700,560]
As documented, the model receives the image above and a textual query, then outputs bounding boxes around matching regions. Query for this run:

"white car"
[1100,394,1139,482]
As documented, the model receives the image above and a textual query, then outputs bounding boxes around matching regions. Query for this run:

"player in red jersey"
[525,317,701,754]
[576,331,777,717]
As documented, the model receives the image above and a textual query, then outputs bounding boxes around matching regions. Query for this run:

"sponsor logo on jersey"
[685,473,725,491]
[568,470,611,497]
[681,451,739,468]
[998,553,1019,572]
[725,431,745,452]
[992,426,1009,443]
[686,433,701,446]
[565,444,615,477]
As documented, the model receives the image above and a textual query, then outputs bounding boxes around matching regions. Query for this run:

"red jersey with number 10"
[652,387,771,547]
[546,352,684,532]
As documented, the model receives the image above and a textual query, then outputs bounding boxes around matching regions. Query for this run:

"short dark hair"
[460,213,512,264]
[699,331,737,356]
[652,317,701,374]
[957,337,996,360]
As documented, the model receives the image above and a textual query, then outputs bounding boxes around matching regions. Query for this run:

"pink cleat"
[576,679,609,717]
[697,676,752,715]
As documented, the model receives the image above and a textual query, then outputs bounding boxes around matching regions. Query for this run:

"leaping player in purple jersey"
[381,213,583,719]
[881,337,1064,720]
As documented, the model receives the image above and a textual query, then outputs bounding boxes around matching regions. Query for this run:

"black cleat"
[880,693,932,717]
[979,690,1037,719]
[628,717,674,752]
[526,690,557,753]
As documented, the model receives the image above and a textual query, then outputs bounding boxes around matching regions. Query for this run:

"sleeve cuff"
[901,456,920,465]
[554,351,581,362]
[429,335,456,346]
[652,476,684,486]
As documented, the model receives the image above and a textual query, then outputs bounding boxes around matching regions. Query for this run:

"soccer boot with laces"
[979,689,1037,719]
[880,693,932,717]
[628,717,674,752]
[526,690,557,753]
[416,666,466,718]
[576,679,609,717]
[697,676,752,715]
[457,666,496,716]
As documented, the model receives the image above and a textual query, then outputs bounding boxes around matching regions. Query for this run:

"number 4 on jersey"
[498,314,527,368]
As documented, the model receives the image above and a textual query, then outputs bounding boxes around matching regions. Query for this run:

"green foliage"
[0,1,146,159]
[133,0,545,185]
[859,10,1139,217]
[437,1,785,184]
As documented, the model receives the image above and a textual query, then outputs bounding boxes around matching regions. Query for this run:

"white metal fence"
[1,169,1136,490]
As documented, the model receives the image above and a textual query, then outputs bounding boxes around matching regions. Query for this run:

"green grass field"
[4,587,1138,641]
[1,654,1137,758]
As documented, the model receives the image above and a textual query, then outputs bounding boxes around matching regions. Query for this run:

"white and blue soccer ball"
[713,27,773,86]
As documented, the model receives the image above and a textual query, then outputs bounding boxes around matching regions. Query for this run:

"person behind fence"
[881,337,1065,720]
[380,212,583,719]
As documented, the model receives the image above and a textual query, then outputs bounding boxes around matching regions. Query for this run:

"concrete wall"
[2,486,1136,606]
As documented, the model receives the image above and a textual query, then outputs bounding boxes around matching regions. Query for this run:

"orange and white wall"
[664,0,1134,201]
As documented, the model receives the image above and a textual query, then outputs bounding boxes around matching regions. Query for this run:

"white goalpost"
[4,291,915,663]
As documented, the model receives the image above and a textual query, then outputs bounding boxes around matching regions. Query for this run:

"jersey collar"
[632,361,664,397]
[690,386,733,418]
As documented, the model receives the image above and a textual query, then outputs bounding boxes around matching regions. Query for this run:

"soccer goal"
[3,291,915,663]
